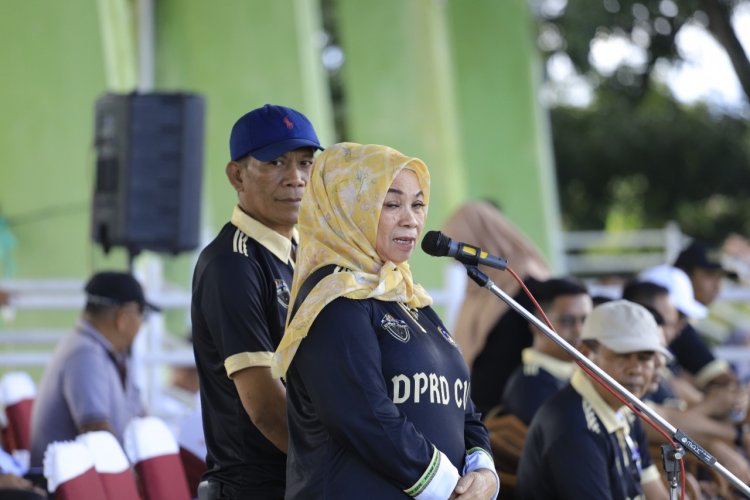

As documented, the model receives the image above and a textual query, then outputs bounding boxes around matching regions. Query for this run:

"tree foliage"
[535,0,750,102]
[552,84,750,241]
[535,0,750,242]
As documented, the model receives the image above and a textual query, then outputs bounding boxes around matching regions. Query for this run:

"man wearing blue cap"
[192,104,322,499]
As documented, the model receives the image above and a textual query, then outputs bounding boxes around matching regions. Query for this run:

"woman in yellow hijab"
[274,143,498,499]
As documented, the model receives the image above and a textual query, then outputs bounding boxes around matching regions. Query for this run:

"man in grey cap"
[516,300,669,500]
[30,271,158,469]
[192,104,322,499]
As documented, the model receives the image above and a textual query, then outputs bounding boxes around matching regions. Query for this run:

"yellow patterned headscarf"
[272,143,433,377]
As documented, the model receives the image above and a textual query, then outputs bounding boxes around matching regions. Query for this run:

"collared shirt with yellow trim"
[516,368,658,500]
[502,348,575,425]
[191,205,296,495]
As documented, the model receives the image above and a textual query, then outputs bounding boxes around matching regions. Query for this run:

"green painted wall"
[0,0,558,298]
[0,0,334,281]
[0,2,112,279]
[448,0,563,269]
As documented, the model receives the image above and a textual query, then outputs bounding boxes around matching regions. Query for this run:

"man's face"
[116,302,145,351]
[690,267,723,306]
[536,293,593,359]
[227,147,315,238]
[589,345,656,408]
[651,292,681,344]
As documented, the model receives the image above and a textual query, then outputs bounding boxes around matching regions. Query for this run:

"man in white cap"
[516,300,669,499]
[640,264,734,390]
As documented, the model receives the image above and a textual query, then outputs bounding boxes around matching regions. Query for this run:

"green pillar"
[447,0,563,270]
[96,0,138,91]
[335,0,467,287]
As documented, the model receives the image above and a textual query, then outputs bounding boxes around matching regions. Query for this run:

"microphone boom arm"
[464,265,750,498]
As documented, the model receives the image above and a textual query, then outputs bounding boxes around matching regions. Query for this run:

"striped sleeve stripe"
[404,446,440,497]
[232,229,248,256]
[404,447,460,499]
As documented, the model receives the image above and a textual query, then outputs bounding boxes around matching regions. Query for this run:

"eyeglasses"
[547,314,587,329]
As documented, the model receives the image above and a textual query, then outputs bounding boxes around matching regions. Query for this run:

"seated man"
[29,271,158,468]
[516,300,669,499]
[642,259,733,390]
[501,277,592,425]
[625,279,750,485]
[674,240,738,388]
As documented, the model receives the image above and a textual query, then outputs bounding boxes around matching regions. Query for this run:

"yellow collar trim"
[230,206,298,265]
[571,368,630,434]
[522,348,576,381]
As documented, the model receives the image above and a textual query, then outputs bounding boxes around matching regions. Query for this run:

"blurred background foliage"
[530,0,750,242]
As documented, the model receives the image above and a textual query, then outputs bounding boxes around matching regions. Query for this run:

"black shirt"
[191,208,294,497]
[471,288,535,415]
[516,372,655,500]
[285,297,493,499]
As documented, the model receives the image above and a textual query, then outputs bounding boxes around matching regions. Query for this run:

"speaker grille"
[92,93,205,254]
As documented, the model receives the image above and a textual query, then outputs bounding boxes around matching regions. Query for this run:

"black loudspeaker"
[92,92,205,255]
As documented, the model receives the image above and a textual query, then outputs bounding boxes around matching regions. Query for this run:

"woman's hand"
[449,468,497,499]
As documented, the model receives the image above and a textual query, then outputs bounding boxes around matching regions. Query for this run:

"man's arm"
[233,366,288,453]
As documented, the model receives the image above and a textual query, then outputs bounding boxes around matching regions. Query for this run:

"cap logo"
[283,116,294,129]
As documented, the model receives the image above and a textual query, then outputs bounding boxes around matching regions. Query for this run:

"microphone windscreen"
[421,230,451,257]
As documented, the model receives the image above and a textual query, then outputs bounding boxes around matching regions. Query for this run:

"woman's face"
[375,169,426,264]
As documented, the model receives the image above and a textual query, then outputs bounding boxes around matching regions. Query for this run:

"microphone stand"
[464,265,750,498]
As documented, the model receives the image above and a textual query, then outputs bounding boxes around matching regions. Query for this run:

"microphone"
[421,230,508,271]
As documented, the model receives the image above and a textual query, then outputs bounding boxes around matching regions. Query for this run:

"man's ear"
[225,161,243,191]
[114,307,128,334]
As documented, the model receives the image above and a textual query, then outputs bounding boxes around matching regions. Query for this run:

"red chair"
[43,440,108,500]
[0,371,36,453]
[77,431,140,500]
[177,408,207,498]
[124,416,190,500]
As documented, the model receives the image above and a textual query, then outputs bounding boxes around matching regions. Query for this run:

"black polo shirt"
[501,349,573,425]
[516,370,659,500]
[191,207,295,497]
[471,287,535,415]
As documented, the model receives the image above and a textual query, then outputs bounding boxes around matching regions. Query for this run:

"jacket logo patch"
[275,279,290,309]
[381,314,410,343]
[437,325,458,348]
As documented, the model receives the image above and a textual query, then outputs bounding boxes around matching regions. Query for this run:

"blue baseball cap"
[229,104,322,161]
